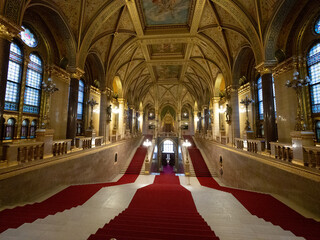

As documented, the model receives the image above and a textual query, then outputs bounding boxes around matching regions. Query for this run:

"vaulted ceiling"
[21,0,285,110]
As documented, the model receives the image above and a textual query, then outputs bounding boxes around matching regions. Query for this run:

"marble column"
[99,88,111,143]
[260,70,277,149]
[212,97,220,140]
[228,85,240,145]
[202,105,208,134]
[194,111,198,133]
[139,111,143,133]
[66,68,84,146]
[118,98,125,139]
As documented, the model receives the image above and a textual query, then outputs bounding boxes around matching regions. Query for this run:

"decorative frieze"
[47,65,70,85]
[90,86,101,96]
[238,82,251,95]
[273,57,295,77]
[0,16,22,41]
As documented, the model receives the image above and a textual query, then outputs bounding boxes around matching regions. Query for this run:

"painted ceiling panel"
[139,0,193,26]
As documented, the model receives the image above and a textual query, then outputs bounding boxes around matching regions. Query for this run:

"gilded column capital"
[47,65,70,85]
[226,85,238,93]
[0,16,22,41]
[201,105,208,110]
[273,57,295,77]
[101,87,113,97]
[256,61,277,75]
[90,85,101,96]
[118,98,125,104]
[68,67,85,80]
[212,97,220,103]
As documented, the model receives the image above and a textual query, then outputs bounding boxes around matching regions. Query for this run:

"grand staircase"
[88,167,220,240]
[184,135,320,240]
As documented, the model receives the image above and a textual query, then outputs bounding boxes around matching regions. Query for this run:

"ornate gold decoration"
[68,67,85,80]
[273,57,295,77]
[0,15,21,41]
[256,61,277,75]
[47,65,70,85]
[90,86,101,96]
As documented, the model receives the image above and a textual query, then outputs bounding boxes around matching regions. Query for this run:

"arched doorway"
[157,138,179,173]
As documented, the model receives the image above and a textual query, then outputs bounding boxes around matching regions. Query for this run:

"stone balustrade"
[82,137,92,149]
[303,146,320,169]
[52,139,72,156]
[247,139,265,153]
[2,142,44,165]
[235,138,244,150]
[95,136,104,147]
[270,142,293,162]
[221,136,228,145]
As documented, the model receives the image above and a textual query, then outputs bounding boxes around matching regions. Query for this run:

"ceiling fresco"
[153,65,182,81]
[149,43,185,57]
[139,0,193,26]
[24,0,289,108]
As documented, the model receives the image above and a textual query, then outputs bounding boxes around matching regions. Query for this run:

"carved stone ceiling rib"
[51,0,284,107]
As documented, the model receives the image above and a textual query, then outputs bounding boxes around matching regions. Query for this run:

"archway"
[158,138,179,174]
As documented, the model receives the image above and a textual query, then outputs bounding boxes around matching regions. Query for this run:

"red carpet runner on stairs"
[88,166,219,240]
[0,140,148,234]
[183,135,320,240]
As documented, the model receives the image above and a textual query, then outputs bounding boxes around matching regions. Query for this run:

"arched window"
[308,43,320,114]
[163,140,174,153]
[77,80,84,120]
[5,42,23,111]
[20,26,38,47]
[5,118,16,140]
[30,120,37,138]
[315,17,320,35]
[23,53,43,114]
[21,119,29,139]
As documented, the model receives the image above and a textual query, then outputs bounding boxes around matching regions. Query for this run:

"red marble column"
[261,72,277,149]
[66,77,79,146]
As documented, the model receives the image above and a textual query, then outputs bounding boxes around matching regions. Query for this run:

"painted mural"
[150,43,184,55]
[154,65,181,80]
[141,0,192,26]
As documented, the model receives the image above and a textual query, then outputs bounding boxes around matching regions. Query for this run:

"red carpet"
[88,166,219,240]
[183,135,320,240]
[0,139,148,234]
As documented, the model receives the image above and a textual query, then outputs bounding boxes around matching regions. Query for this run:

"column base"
[36,129,54,157]
[291,131,315,165]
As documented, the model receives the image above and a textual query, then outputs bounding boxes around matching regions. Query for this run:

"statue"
[106,105,112,122]
[226,104,232,124]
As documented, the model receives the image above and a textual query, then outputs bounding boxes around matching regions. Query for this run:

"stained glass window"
[30,120,37,138]
[77,80,84,120]
[308,43,320,114]
[5,43,23,111]
[5,118,16,140]
[21,119,29,139]
[163,140,174,153]
[257,77,277,120]
[23,53,43,114]
[257,77,264,120]
[20,26,38,47]
[315,18,320,35]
